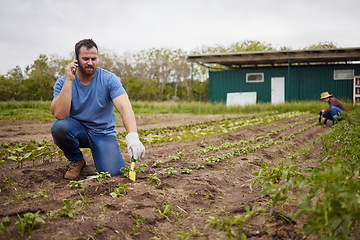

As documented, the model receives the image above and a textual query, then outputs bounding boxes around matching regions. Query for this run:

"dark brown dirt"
[0,113,331,239]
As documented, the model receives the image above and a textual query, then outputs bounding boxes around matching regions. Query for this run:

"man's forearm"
[51,80,73,120]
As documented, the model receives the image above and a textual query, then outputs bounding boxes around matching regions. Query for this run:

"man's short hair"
[75,39,98,59]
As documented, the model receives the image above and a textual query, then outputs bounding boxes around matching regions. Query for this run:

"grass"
[0,100,357,122]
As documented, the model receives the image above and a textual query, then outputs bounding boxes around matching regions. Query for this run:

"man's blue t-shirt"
[53,68,126,135]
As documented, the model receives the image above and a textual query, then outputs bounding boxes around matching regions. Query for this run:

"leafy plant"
[33,189,48,199]
[147,174,160,185]
[0,216,12,237]
[16,211,45,237]
[130,214,146,237]
[181,168,192,174]
[96,171,111,183]
[110,183,132,198]
[152,160,163,168]
[120,167,130,177]
[67,181,83,189]
[157,204,172,222]
[206,203,265,240]
[58,199,77,219]
[163,167,177,176]
[137,163,148,173]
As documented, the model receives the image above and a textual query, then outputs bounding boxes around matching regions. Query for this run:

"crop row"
[0,111,308,168]
[118,111,308,147]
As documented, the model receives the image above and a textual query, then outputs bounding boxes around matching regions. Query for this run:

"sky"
[0,0,360,75]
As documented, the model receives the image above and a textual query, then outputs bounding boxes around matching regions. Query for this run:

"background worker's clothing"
[51,118,126,176]
[53,68,126,136]
[322,106,344,122]
[323,97,348,115]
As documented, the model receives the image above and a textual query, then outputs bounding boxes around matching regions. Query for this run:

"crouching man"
[51,39,145,180]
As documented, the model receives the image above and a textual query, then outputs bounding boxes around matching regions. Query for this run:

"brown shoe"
[64,159,86,180]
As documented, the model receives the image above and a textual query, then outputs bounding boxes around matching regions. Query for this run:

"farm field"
[0,111,358,239]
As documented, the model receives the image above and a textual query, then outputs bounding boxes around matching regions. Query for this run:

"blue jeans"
[322,106,343,122]
[51,118,125,176]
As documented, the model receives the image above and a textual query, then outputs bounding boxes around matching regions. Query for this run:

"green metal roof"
[187,47,360,69]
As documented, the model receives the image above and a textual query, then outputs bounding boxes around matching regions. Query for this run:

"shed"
[187,48,360,104]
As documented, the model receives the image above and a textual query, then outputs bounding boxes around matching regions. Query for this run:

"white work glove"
[125,132,145,160]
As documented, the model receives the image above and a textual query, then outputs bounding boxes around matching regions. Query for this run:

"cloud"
[0,0,359,75]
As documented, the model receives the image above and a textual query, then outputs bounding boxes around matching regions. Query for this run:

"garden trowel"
[129,157,136,182]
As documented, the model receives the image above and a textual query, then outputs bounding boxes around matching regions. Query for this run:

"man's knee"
[51,120,69,142]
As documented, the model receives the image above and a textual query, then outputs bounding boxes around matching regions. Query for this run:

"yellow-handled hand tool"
[129,157,136,182]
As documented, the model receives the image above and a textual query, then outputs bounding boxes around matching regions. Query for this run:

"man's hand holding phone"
[65,59,78,81]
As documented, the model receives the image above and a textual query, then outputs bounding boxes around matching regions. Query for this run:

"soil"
[0,113,333,239]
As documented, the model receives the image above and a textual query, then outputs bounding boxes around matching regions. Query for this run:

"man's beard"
[78,63,97,76]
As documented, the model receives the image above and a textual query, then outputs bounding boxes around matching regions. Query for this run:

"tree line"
[0,40,336,102]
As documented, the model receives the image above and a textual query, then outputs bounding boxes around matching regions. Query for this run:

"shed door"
[271,77,285,104]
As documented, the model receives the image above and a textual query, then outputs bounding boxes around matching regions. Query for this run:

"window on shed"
[246,73,264,83]
[334,70,354,80]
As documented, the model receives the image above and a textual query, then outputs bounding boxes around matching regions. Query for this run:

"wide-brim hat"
[319,92,332,100]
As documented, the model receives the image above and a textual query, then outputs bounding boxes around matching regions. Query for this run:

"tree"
[24,54,57,100]
[304,41,337,50]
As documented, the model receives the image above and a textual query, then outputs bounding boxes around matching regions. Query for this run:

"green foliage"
[292,109,360,239]
[147,173,160,185]
[157,204,172,222]
[181,168,192,174]
[152,160,163,168]
[95,171,111,183]
[16,211,45,237]
[0,216,12,237]
[67,181,84,189]
[110,183,132,198]
[205,203,265,240]
[58,199,77,219]
[137,164,148,173]
[33,189,48,199]
[163,167,177,176]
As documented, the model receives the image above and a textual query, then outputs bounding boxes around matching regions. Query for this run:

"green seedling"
[67,181,83,189]
[58,199,77,219]
[0,216,12,237]
[110,183,132,198]
[16,211,45,237]
[137,163,148,173]
[157,204,172,222]
[147,174,160,185]
[196,164,204,170]
[206,203,265,239]
[152,160,163,168]
[120,167,130,178]
[181,168,192,174]
[96,171,111,183]
[130,214,145,237]
[33,189,48,199]
[163,167,177,176]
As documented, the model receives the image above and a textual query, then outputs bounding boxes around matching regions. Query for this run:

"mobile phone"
[72,53,78,74]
